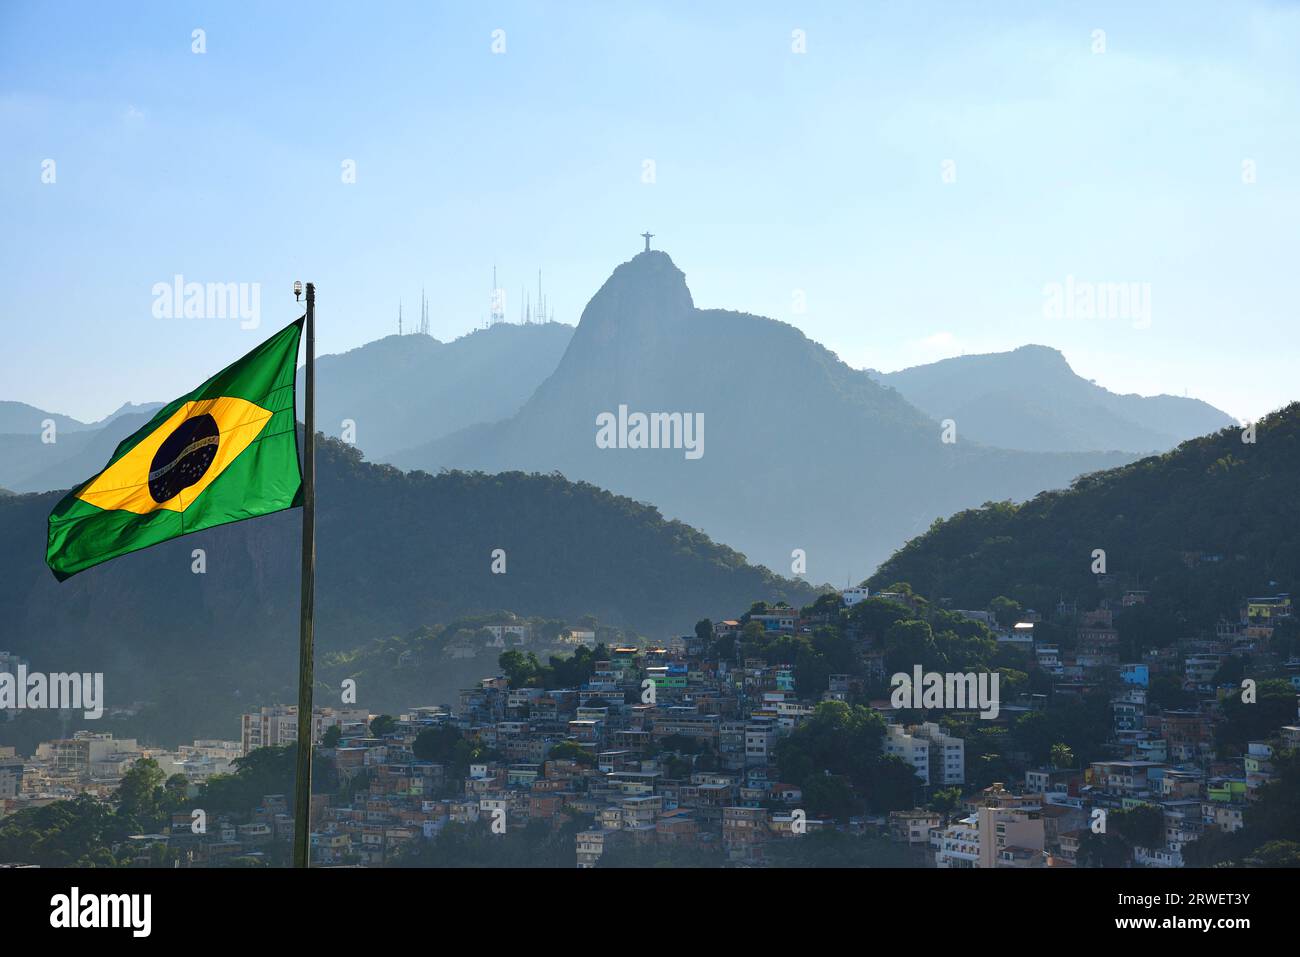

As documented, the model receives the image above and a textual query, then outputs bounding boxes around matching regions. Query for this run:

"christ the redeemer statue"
[641,231,654,252]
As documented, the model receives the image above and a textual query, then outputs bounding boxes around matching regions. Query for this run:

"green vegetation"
[0,794,131,867]
[411,725,496,785]
[1078,805,1165,867]
[546,741,596,765]
[869,403,1300,626]
[1218,679,1296,754]
[0,746,329,867]
[775,702,885,812]
[498,644,608,690]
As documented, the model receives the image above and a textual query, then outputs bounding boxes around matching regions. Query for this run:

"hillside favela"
[8,580,1299,870]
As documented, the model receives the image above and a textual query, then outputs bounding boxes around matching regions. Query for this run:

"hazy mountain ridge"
[0,409,161,493]
[298,322,574,461]
[0,399,163,436]
[0,401,93,435]
[391,251,1136,581]
[871,344,1235,453]
[0,322,572,492]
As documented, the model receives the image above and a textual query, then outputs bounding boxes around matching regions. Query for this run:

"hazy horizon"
[0,283,1253,427]
[4,0,1299,423]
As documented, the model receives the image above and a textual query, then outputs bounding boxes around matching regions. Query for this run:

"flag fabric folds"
[46,318,304,581]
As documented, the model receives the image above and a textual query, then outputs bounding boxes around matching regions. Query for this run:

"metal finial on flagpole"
[292,281,317,869]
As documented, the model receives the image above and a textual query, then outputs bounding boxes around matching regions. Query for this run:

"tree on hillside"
[882,619,937,675]
[547,741,596,765]
[116,758,167,832]
[1219,679,1295,754]
[775,701,887,797]
[846,596,912,642]
[866,755,924,813]
[198,744,298,817]
[1244,841,1300,867]
[930,786,963,825]
[499,649,542,688]
[0,794,128,867]
[800,773,857,821]
[412,725,461,764]
[801,592,846,621]
[989,595,1022,627]
[1049,743,1074,770]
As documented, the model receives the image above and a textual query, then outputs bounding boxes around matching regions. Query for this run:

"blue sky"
[2,0,1297,423]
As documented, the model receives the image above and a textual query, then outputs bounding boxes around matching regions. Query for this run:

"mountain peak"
[569,249,694,353]
[1010,343,1070,366]
[600,249,692,305]
[879,342,1235,454]
[95,401,164,427]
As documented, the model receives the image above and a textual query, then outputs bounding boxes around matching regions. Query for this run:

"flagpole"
[292,282,316,869]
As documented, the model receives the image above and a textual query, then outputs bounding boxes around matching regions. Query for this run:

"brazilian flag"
[46,318,304,581]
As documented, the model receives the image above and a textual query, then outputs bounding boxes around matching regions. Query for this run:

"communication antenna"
[490,266,505,326]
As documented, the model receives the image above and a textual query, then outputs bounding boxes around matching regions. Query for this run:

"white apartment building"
[180,739,243,762]
[885,724,930,784]
[841,587,871,607]
[934,813,980,868]
[241,706,370,754]
[885,722,965,787]
[34,732,139,777]
[155,739,245,781]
